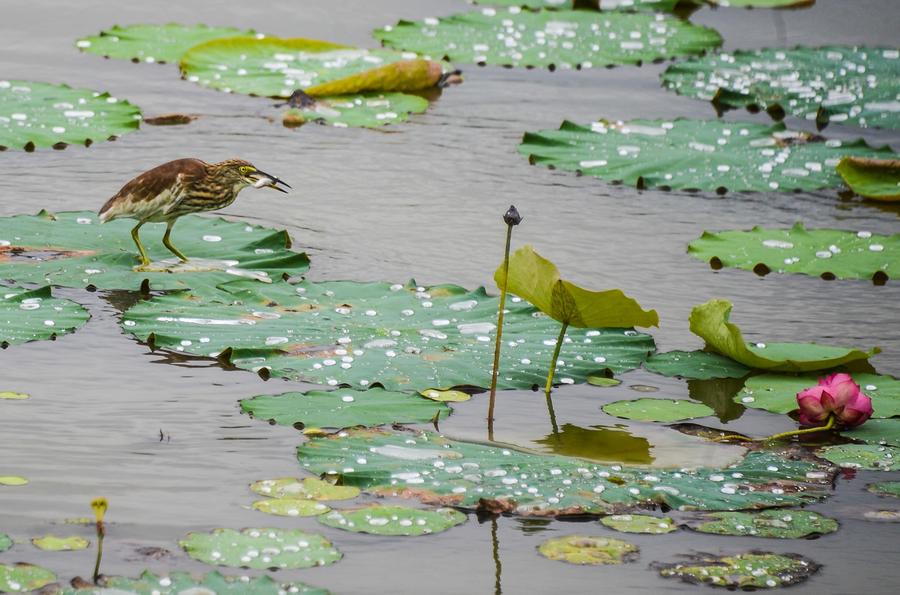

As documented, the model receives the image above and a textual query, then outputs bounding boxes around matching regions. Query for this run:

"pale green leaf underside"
[837,157,900,201]
[251,499,331,517]
[31,535,90,551]
[1,286,89,347]
[600,513,677,534]
[179,527,341,569]
[318,505,466,536]
[538,535,638,564]
[250,477,360,501]
[76,23,253,63]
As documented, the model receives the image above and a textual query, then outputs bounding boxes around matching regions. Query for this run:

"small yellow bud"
[90,498,108,523]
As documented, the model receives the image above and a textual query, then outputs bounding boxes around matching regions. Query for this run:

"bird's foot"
[285,89,317,109]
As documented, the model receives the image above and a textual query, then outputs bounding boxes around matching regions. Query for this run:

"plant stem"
[92,521,104,583]
[711,415,836,443]
[491,516,502,595]
[545,390,560,437]
[488,222,514,438]
[544,322,569,397]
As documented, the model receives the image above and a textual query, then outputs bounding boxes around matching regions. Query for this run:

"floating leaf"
[645,351,750,380]
[690,299,877,372]
[737,372,900,418]
[0,563,55,593]
[688,510,838,539]
[180,527,341,569]
[319,505,466,536]
[0,534,11,553]
[688,224,899,283]
[76,24,252,64]
[867,482,900,498]
[0,476,28,486]
[0,210,308,291]
[252,499,331,517]
[473,0,683,10]
[374,9,721,69]
[420,389,471,402]
[818,444,898,470]
[0,392,29,400]
[283,91,428,128]
[519,119,894,192]
[707,0,814,6]
[0,81,140,151]
[250,477,360,501]
[587,376,622,387]
[863,510,900,522]
[62,570,329,595]
[297,428,832,516]
[31,534,90,551]
[842,419,900,447]
[538,535,638,565]
[1,286,89,347]
[241,388,449,430]
[600,514,677,534]
[837,157,900,201]
[603,398,714,422]
[662,46,900,129]
[657,552,820,588]
[122,279,655,391]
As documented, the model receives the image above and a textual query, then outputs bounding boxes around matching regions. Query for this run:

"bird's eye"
[239,166,254,174]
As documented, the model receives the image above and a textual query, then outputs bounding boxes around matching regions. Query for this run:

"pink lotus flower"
[796,373,874,428]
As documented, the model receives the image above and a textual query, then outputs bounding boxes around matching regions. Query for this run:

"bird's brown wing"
[98,158,208,220]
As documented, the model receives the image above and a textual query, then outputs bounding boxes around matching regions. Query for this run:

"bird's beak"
[251,169,291,193]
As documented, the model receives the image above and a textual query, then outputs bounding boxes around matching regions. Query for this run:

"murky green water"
[1,0,898,593]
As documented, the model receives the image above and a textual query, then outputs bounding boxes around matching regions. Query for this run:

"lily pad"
[283,91,428,128]
[250,477,360,501]
[0,80,140,151]
[0,563,56,593]
[31,534,90,551]
[689,223,898,283]
[603,398,715,422]
[0,476,28,486]
[421,388,471,402]
[251,499,331,517]
[62,570,329,595]
[600,514,677,534]
[657,551,820,588]
[708,0,814,6]
[0,534,11,553]
[319,505,466,536]
[76,24,253,64]
[662,46,900,130]
[818,444,898,470]
[241,388,450,430]
[0,392,29,400]
[867,482,900,498]
[837,157,900,201]
[1,286,89,347]
[519,118,895,192]
[690,299,877,372]
[841,419,900,447]
[0,210,308,291]
[645,350,750,380]
[297,428,833,516]
[179,527,341,569]
[374,9,721,69]
[122,278,655,392]
[538,535,638,565]
[688,510,838,538]
[588,376,622,387]
[736,373,900,418]
[474,0,683,10]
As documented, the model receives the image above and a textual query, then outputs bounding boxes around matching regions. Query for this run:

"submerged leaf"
[688,510,838,539]
[76,24,252,63]
[180,527,341,569]
[283,92,428,128]
[657,551,820,588]
[0,563,56,593]
[318,505,466,536]
[251,499,331,517]
[538,535,638,565]
[645,350,750,380]
[32,534,90,551]
[62,570,329,594]
[837,157,900,201]
[0,534,11,553]
[0,286,89,347]
[689,299,877,372]
[818,444,898,471]
[603,398,715,422]
[250,477,360,501]
[600,514,677,534]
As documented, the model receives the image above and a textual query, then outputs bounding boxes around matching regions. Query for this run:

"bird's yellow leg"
[130,222,152,269]
[162,221,188,262]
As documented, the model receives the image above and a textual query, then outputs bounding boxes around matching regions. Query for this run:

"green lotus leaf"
[708,0,814,6]
[31,534,90,551]
[61,570,329,594]
[867,482,900,498]
[241,388,449,430]
[736,373,900,418]
[0,81,140,151]
[0,534,11,553]
[603,398,715,422]
[283,91,428,128]
[0,392,29,400]
[0,563,56,593]
[76,24,253,64]
[250,477,360,501]
[688,510,838,539]
[473,0,684,10]
[180,527,341,569]
[519,119,895,192]
[1,286,89,347]
[837,157,900,201]
[319,505,466,536]
[688,223,898,283]
[588,376,622,387]
[600,514,677,534]
[842,419,900,447]
[252,499,331,517]
[496,245,658,329]
[0,210,308,291]
[645,350,750,380]
[818,444,898,470]
[420,389,471,402]
[297,428,833,516]
[0,476,28,486]
[122,278,655,392]
[657,552,820,588]
[690,299,877,372]
[374,9,721,69]
[662,46,900,130]
[538,535,638,565]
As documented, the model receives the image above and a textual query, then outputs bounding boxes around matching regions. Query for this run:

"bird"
[98,158,290,270]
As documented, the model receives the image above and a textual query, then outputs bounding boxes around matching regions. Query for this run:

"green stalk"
[544,322,569,397]
[712,415,836,443]
[92,522,104,583]
[491,516,502,595]
[488,207,519,439]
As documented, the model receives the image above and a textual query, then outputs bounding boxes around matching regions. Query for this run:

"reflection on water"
[534,423,653,464]
[688,376,747,423]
